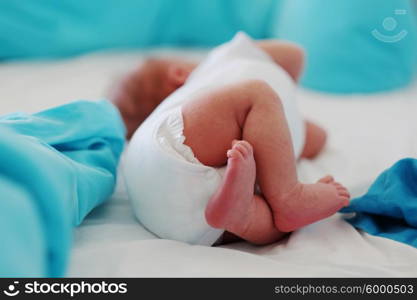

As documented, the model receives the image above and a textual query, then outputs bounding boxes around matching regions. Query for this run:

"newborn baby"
[116,33,350,245]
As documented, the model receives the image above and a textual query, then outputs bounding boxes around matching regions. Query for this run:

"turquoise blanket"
[0,101,125,277]
[0,0,277,60]
[341,158,417,248]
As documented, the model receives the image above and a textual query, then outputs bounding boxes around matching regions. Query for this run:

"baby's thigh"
[182,84,248,167]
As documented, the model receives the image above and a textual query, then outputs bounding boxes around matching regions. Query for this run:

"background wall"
[0,0,278,59]
[0,0,416,93]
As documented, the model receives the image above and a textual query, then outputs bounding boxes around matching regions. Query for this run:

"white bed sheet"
[1,50,417,277]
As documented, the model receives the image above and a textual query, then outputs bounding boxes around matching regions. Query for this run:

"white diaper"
[123,106,225,245]
[122,32,305,246]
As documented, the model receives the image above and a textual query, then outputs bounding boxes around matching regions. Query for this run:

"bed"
[1,49,417,277]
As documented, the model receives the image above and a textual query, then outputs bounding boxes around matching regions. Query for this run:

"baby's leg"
[301,121,327,159]
[206,139,285,245]
[257,41,328,160]
[183,80,349,238]
[256,40,304,81]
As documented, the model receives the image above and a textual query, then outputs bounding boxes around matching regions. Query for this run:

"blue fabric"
[0,101,125,277]
[0,0,278,60]
[274,0,417,93]
[341,158,417,248]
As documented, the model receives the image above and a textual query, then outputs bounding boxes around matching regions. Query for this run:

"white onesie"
[122,32,305,245]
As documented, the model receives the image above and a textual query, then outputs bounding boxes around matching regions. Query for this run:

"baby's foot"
[205,140,256,234]
[271,175,350,232]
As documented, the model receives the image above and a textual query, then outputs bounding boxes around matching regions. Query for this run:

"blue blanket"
[341,158,417,248]
[0,101,125,277]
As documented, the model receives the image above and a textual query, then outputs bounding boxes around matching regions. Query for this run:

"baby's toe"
[338,190,350,199]
[232,139,239,146]
[233,143,246,157]
[232,141,251,158]
[227,148,243,160]
[239,140,253,155]
[318,175,334,184]
[341,196,350,206]
[335,185,350,199]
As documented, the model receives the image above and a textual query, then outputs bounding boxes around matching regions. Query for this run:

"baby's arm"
[256,40,304,82]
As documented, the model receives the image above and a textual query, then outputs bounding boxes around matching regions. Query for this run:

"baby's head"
[113,58,196,138]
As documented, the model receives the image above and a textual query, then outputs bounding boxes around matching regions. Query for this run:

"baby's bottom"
[182,80,350,245]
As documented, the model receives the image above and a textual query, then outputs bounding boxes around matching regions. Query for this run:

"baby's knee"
[284,44,305,80]
[215,79,282,126]
[288,44,305,66]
